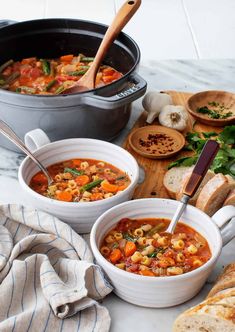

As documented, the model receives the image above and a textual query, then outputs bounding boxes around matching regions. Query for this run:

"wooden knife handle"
[183,140,219,197]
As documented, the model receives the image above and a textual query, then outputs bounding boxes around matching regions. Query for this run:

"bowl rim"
[186,90,235,124]
[90,198,222,282]
[18,137,140,207]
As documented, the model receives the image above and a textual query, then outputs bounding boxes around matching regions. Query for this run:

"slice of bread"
[176,170,215,206]
[173,289,235,332]
[207,263,235,298]
[224,189,235,206]
[163,166,193,199]
[196,174,235,216]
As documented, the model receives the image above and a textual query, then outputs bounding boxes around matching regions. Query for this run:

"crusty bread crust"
[207,264,235,298]
[224,189,235,206]
[173,288,235,332]
[195,174,235,216]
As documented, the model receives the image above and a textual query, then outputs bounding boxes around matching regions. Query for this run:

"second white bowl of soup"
[90,198,235,307]
[18,129,139,233]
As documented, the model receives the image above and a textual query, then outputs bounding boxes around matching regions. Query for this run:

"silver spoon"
[0,120,53,185]
[165,140,219,234]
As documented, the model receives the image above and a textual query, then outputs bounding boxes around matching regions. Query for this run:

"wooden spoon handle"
[85,0,141,83]
[183,140,219,197]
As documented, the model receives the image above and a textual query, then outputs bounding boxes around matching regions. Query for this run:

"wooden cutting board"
[122,91,222,199]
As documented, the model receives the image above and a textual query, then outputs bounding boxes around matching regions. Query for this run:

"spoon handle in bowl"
[0,120,53,184]
[183,140,219,197]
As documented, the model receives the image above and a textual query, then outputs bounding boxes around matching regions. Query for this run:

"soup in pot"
[100,218,211,277]
[0,54,123,94]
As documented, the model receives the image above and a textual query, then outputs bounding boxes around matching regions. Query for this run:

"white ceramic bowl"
[18,129,139,233]
[90,198,235,308]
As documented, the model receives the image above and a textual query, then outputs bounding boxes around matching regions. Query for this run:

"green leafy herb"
[168,156,198,169]
[228,161,235,176]
[116,175,126,180]
[123,233,136,242]
[168,125,235,178]
[202,131,218,138]
[148,248,166,258]
[218,126,235,144]
[196,101,233,119]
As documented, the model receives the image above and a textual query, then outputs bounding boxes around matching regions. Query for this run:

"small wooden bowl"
[128,125,185,159]
[187,90,235,126]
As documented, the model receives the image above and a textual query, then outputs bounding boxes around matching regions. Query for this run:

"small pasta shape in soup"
[29,158,131,202]
[100,218,211,277]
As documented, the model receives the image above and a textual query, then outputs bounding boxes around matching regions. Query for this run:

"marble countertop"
[0,59,235,332]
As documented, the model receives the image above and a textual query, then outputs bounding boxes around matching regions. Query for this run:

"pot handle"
[82,73,147,109]
[0,20,17,29]
[212,205,235,246]
[24,129,51,152]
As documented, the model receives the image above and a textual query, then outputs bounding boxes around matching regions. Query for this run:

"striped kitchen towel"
[0,204,113,332]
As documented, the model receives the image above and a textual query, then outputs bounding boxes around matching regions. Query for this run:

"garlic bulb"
[142,91,173,124]
[158,105,188,131]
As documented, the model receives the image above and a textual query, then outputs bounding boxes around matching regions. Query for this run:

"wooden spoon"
[61,0,141,94]
[165,140,219,234]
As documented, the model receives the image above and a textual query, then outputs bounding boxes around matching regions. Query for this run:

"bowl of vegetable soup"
[18,129,139,233]
[90,198,235,307]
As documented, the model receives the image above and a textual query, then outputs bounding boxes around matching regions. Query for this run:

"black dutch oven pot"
[0,19,147,151]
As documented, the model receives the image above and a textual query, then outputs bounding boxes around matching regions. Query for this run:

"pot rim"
[0,18,141,99]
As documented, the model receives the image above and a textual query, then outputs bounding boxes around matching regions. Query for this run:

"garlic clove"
[159,105,188,132]
[146,111,158,124]
[142,91,173,124]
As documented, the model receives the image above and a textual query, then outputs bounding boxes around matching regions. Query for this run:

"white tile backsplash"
[0,0,234,59]
[115,0,198,60]
[183,0,235,58]
[45,0,115,24]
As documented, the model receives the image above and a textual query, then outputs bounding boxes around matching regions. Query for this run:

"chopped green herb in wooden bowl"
[187,90,235,126]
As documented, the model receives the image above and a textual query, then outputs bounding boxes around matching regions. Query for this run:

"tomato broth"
[100,218,211,277]
[30,158,130,202]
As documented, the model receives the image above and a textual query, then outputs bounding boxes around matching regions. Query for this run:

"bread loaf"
[207,263,235,298]
[173,264,235,332]
[173,289,235,332]
[196,174,235,216]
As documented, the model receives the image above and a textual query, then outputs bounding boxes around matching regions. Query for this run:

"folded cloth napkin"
[0,204,113,332]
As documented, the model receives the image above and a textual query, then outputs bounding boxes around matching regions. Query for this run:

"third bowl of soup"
[90,198,235,307]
